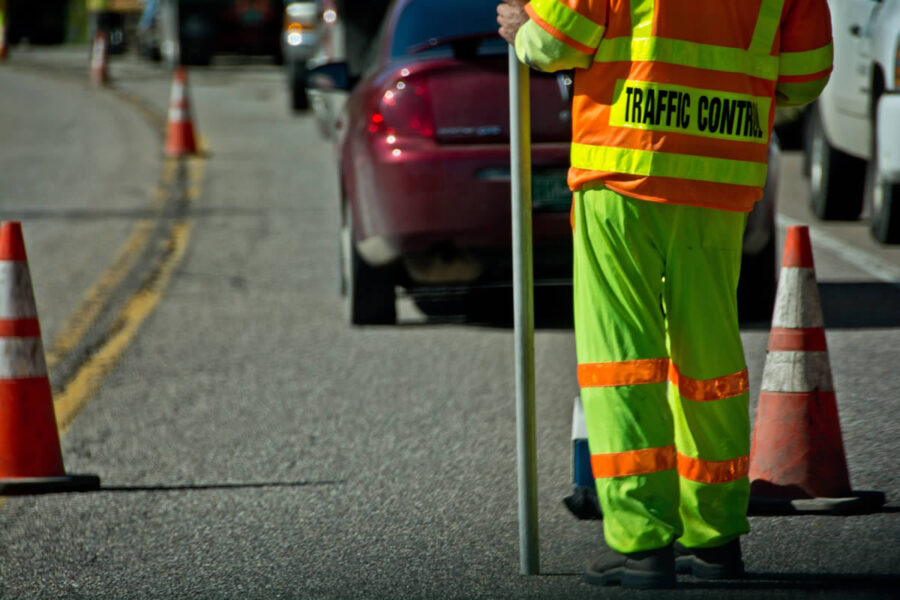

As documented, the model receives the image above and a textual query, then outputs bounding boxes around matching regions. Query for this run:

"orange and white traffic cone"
[164,66,199,157]
[0,222,100,495]
[747,226,884,514]
[89,30,109,86]
[0,23,8,63]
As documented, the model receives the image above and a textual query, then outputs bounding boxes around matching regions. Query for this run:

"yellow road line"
[55,220,194,435]
[55,149,206,433]
[44,156,181,369]
[45,221,155,368]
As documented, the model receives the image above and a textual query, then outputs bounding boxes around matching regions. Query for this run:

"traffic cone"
[164,66,199,157]
[748,226,884,514]
[90,30,108,86]
[563,396,603,520]
[0,222,100,495]
[1,22,8,62]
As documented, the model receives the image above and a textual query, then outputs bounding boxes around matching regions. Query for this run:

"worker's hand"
[498,0,529,45]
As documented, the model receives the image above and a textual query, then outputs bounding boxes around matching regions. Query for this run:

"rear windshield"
[390,0,506,58]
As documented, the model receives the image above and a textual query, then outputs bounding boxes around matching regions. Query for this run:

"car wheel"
[737,234,776,322]
[808,104,866,220]
[289,63,310,112]
[342,205,397,325]
[866,117,900,244]
[179,14,213,66]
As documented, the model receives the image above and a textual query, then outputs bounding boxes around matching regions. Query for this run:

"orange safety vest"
[518,0,833,212]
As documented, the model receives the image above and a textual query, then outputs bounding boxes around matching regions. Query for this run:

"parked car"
[4,0,69,45]
[281,1,319,111]
[804,0,900,243]
[308,0,778,325]
[157,0,284,66]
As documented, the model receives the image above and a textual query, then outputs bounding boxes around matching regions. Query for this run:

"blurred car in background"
[156,0,284,65]
[4,0,69,45]
[804,0,900,243]
[281,0,319,111]
[306,0,391,136]
[309,0,778,325]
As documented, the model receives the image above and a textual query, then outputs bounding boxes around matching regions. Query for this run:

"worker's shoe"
[675,539,745,579]
[584,544,676,589]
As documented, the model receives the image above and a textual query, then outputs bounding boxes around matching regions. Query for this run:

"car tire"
[289,63,310,112]
[737,234,776,322]
[179,14,213,66]
[866,114,900,244]
[869,175,900,243]
[180,39,212,66]
[342,205,397,325]
[808,103,866,220]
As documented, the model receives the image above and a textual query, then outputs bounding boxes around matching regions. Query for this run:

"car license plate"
[532,170,571,212]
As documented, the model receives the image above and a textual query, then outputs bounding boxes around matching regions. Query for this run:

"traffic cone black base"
[748,488,885,515]
[0,474,101,496]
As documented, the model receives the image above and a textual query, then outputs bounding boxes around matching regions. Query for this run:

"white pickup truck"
[806,0,900,243]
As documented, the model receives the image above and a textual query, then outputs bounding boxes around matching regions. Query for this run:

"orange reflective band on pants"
[578,358,669,388]
[591,445,676,478]
[676,452,749,484]
[589,447,748,484]
[668,362,749,402]
[578,359,748,401]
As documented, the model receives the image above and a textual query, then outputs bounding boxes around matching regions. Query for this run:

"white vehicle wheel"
[808,104,866,220]
[289,62,309,112]
[342,205,396,325]
[867,119,900,244]
[869,176,900,243]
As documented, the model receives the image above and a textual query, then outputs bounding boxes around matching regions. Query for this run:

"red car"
[310,0,572,324]
[309,0,779,325]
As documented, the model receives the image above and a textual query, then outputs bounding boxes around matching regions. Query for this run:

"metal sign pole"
[508,45,539,576]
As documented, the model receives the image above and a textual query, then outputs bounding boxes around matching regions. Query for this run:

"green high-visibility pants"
[573,185,751,554]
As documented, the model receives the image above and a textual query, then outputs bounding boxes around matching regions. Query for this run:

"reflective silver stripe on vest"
[596,0,784,80]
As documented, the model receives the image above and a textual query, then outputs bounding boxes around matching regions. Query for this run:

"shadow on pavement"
[719,281,900,330]
[411,285,575,330]
[819,281,900,328]
[87,480,345,493]
[683,572,900,592]
[411,280,900,330]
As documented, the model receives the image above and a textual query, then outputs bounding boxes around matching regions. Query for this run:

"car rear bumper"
[350,142,572,276]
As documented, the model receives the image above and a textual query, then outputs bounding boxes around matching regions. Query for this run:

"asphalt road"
[0,46,898,599]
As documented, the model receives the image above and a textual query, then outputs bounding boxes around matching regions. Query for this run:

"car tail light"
[368,74,435,140]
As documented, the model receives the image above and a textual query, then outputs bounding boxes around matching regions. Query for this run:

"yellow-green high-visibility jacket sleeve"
[87,0,110,11]
[776,0,833,107]
[514,0,607,72]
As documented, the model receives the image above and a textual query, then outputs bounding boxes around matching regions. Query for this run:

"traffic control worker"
[498,0,833,589]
